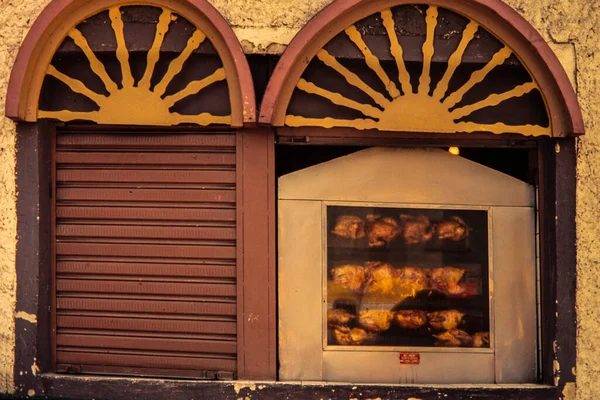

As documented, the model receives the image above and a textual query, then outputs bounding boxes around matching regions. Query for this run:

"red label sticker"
[399,352,420,365]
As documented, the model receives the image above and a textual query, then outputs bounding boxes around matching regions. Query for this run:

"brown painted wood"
[5,0,256,125]
[553,138,577,385]
[37,374,560,400]
[57,334,237,354]
[276,127,540,148]
[57,298,237,316]
[56,206,236,222]
[57,261,236,278]
[56,224,236,241]
[56,279,236,297]
[52,129,239,380]
[258,0,584,136]
[56,242,236,259]
[14,122,54,397]
[56,152,236,166]
[14,124,575,400]
[50,126,58,371]
[56,352,237,371]
[236,128,277,380]
[54,365,229,380]
[537,138,556,384]
[57,187,235,203]
[57,316,236,335]
[56,132,236,148]
[56,169,235,184]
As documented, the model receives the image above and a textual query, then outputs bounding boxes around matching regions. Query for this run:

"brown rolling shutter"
[53,130,237,379]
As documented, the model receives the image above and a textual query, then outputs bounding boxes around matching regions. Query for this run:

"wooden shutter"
[53,130,237,379]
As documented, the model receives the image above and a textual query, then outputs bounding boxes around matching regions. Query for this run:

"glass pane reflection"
[326,205,490,348]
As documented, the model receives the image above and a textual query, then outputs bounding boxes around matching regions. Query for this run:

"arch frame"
[5,0,256,127]
[259,0,584,137]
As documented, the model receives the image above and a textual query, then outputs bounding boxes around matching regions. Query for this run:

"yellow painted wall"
[0,0,598,398]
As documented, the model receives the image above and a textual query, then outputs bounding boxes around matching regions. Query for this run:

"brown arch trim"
[6,0,256,127]
[260,0,584,137]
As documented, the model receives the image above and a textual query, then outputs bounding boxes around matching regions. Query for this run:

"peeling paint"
[554,359,561,386]
[233,382,257,394]
[15,311,37,324]
[27,389,35,397]
[30,360,39,376]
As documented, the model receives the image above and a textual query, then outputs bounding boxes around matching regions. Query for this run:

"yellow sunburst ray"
[455,121,550,136]
[109,6,134,88]
[450,82,538,119]
[345,25,400,99]
[171,113,232,126]
[154,29,206,97]
[381,8,412,95]
[296,78,384,119]
[140,8,172,89]
[433,21,479,101]
[418,6,438,95]
[38,110,100,121]
[68,29,119,94]
[443,46,512,108]
[317,49,391,109]
[46,65,107,106]
[163,68,227,108]
[285,115,379,129]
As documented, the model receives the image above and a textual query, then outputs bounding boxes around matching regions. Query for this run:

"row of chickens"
[328,308,490,348]
[331,262,467,296]
[331,214,470,247]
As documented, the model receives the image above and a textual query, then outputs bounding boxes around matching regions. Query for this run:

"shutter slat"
[57,225,236,240]
[57,152,236,166]
[57,261,236,278]
[56,279,236,297]
[57,298,236,316]
[56,334,237,354]
[56,352,237,371]
[57,316,237,335]
[57,207,236,222]
[57,188,235,203]
[55,130,237,379]
[57,169,235,184]
[56,243,235,259]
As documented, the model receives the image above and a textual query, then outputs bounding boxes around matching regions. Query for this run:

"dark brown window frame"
[14,122,575,399]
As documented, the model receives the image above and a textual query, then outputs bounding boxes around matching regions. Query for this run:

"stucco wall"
[0,0,598,398]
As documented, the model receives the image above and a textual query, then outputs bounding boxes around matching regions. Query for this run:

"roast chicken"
[330,264,367,292]
[436,216,470,241]
[399,215,433,244]
[327,309,355,328]
[434,329,473,347]
[472,332,490,348]
[427,309,464,330]
[429,266,466,295]
[394,310,428,329]
[334,326,370,345]
[365,262,398,295]
[331,215,366,239]
[358,310,394,332]
[396,266,429,295]
[365,214,401,247]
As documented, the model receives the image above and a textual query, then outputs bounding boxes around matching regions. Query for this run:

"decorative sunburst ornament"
[285,6,551,136]
[38,6,230,126]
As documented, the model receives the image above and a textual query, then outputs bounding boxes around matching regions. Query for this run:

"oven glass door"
[326,204,491,351]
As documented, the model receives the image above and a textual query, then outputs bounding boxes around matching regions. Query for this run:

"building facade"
[0,0,598,399]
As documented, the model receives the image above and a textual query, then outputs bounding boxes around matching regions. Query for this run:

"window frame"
[14,122,575,398]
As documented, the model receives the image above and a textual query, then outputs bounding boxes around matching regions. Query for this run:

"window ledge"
[27,373,562,400]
